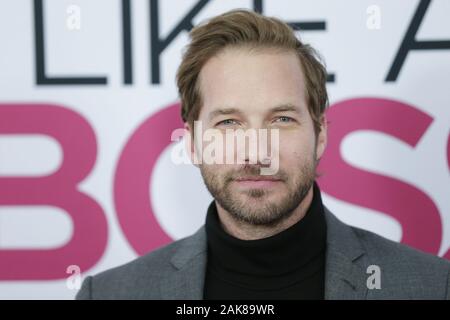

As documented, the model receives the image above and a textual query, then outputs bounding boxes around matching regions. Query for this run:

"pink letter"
[114,103,183,255]
[318,98,442,255]
[444,134,450,260]
[0,104,108,280]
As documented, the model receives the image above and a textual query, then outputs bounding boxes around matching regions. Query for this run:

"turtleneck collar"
[205,181,327,282]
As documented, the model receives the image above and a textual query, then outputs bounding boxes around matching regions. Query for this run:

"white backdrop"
[0,0,449,299]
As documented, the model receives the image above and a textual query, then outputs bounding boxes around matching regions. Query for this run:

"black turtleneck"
[203,182,327,300]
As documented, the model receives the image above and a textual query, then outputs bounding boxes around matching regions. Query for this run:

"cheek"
[278,131,316,164]
[280,148,304,168]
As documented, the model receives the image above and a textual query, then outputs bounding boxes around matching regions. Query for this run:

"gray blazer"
[76,207,450,299]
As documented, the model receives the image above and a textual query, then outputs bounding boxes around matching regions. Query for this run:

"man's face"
[189,47,327,226]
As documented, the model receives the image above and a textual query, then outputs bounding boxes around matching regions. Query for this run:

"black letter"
[122,0,133,84]
[253,0,263,14]
[150,0,210,84]
[386,0,450,81]
[34,0,107,85]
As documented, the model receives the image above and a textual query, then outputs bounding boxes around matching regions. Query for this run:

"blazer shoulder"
[350,225,450,298]
[76,233,198,299]
[352,226,449,268]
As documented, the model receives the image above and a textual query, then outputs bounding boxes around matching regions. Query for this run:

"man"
[76,9,450,300]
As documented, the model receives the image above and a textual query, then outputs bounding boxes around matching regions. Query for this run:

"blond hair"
[176,9,328,135]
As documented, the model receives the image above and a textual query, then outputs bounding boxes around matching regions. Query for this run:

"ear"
[315,114,328,161]
[184,122,200,168]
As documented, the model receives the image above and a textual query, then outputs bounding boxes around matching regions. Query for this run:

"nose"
[232,127,277,166]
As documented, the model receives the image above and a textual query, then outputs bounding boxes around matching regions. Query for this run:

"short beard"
[200,158,317,227]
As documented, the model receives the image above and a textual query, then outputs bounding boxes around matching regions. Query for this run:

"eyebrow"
[208,103,303,121]
[270,103,303,115]
[208,108,243,121]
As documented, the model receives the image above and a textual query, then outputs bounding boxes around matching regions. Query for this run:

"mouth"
[233,176,283,188]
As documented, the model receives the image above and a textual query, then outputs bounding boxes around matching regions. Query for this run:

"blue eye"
[217,119,238,126]
[275,116,294,123]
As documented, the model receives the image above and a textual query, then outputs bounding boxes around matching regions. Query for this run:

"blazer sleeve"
[76,275,93,300]
[447,267,450,300]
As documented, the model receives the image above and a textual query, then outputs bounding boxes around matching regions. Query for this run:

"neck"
[215,185,314,240]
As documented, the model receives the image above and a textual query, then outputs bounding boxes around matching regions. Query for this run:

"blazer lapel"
[323,207,368,300]
[160,227,208,299]
[160,207,369,300]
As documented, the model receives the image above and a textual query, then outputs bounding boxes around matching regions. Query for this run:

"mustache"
[225,164,287,182]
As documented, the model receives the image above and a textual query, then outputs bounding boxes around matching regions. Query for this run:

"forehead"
[198,47,308,118]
